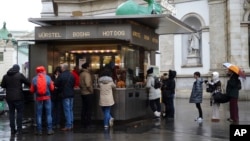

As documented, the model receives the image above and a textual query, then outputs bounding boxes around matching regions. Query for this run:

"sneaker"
[104,125,109,129]
[197,117,203,122]
[195,117,203,122]
[154,111,160,118]
[109,118,114,127]
[47,130,54,135]
[162,112,166,117]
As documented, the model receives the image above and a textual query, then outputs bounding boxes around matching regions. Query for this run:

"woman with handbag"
[205,71,222,122]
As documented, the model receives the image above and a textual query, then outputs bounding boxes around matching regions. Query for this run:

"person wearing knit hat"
[12,64,20,71]
[1,64,30,135]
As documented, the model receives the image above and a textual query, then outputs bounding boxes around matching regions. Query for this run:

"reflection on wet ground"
[1,98,249,141]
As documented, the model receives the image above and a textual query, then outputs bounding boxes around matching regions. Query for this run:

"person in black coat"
[51,66,62,129]
[0,64,30,135]
[161,70,176,119]
[54,64,75,131]
[226,69,241,124]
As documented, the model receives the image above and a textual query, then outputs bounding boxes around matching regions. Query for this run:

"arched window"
[181,15,202,67]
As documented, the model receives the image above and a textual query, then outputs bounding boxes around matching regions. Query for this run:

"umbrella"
[223,62,246,79]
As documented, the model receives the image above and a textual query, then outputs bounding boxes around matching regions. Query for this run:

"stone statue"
[243,0,250,20]
[188,32,200,56]
[116,0,162,15]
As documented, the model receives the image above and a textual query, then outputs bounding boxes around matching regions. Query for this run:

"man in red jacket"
[30,66,55,135]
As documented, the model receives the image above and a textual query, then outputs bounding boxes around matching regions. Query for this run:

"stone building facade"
[0,24,33,81]
[39,0,250,99]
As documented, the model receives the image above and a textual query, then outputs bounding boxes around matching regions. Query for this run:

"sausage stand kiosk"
[28,14,195,120]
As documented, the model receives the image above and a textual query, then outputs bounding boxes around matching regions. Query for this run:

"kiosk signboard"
[35,24,159,49]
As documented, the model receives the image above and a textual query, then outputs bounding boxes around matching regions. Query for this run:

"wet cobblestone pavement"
[1,98,249,141]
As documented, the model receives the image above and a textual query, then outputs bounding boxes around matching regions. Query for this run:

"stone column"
[208,0,227,71]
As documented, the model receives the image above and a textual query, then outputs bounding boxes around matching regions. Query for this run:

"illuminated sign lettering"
[72,32,90,38]
[38,32,62,38]
[102,30,126,36]
[132,31,141,38]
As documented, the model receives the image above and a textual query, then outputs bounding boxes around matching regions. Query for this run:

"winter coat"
[79,69,94,95]
[189,77,203,103]
[161,70,176,94]
[1,67,30,101]
[98,76,116,106]
[71,69,80,88]
[146,74,161,100]
[226,73,241,99]
[55,70,75,99]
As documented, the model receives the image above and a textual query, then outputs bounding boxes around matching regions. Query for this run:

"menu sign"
[35,24,159,49]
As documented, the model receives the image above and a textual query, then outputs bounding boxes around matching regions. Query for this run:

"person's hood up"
[212,71,219,82]
[99,76,113,84]
[7,67,19,76]
[168,70,176,79]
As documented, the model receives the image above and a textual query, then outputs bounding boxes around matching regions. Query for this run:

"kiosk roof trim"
[29,14,196,34]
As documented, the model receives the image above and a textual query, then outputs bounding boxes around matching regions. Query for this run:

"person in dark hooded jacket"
[0,64,30,135]
[161,70,176,119]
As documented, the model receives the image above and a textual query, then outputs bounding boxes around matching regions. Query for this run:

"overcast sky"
[0,0,42,31]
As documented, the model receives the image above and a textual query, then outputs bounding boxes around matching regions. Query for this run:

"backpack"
[153,77,161,89]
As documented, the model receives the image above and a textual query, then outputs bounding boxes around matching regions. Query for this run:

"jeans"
[7,100,24,132]
[62,98,74,128]
[81,94,94,127]
[52,99,62,127]
[101,106,112,126]
[36,99,52,132]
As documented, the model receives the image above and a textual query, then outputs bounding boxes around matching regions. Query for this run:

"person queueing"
[71,66,80,88]
[98,69,116,129]
[205,71,222,122]
[189,71,203,123]
[30,66,55,135]
[226,69,241,124]
[79,62,94,128]
[145,67,161,118]
[161,70,176,119]
[1,64,30,135]
[55,64,75,131]
[51,66,63,129]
